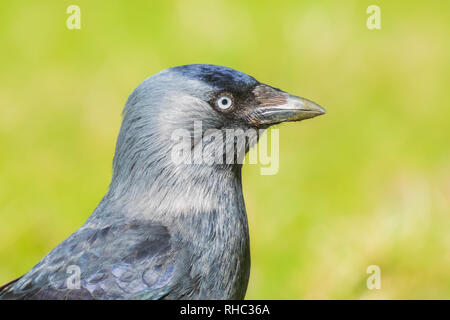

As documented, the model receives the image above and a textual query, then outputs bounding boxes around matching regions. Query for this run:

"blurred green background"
[0,0,449,299]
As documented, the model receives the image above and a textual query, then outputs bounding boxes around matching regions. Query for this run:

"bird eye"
[216,96,233,110]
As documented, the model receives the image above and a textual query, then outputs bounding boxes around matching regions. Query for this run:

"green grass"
[0,0,449,299]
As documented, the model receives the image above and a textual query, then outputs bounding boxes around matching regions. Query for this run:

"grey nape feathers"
[0,64,325,300]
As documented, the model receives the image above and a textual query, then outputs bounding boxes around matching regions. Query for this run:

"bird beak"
[249,84,326,126]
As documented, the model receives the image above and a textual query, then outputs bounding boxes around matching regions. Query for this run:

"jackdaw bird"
[0,64,325,300]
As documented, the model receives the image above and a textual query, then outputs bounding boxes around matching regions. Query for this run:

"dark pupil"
[221,98,228,105]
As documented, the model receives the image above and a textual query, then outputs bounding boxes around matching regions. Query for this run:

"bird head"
[142,64,326,130]
[110,64,325,200]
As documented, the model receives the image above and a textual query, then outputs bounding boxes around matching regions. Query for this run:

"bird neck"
[99,161,246,223]
[87,142,251,299]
